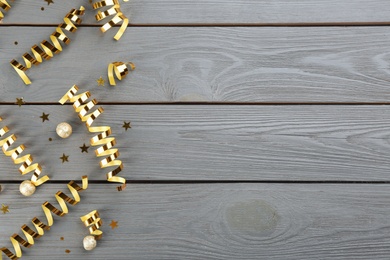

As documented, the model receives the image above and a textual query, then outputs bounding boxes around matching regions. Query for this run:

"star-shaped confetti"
[60,153,69,163]
[15,97,25,107]
[80,143,90,153]
[109,220,118,229]
[45,0,54,5]
[96,76,105,86]
[40,112,50,122]
[1,204,9,214]
[122,121,131,131]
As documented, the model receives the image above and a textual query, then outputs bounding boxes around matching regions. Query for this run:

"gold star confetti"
[122,121,131,131]
[96,76,105,86]
[45,0,54,5]
[15,97,25,107]
[40,112,50,122]
[80,143,90,153]
[1,204,9,214]
[109,220,118,229]
[65,249,71,254]
[60,153,69,163]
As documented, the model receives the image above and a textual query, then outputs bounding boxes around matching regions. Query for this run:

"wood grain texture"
[1,0,390,25]
[1,105,390,181]
[2,27,390,103]
[0,183,390,259]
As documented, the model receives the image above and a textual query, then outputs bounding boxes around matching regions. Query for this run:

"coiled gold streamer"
[10,6,85,85]
[0,117,49,187]
[91,0,129,40]
[80,210,103,240]
[0,0,12,21]
[0,176,88,260]
[108,61,135,86]
[59,85,126,191]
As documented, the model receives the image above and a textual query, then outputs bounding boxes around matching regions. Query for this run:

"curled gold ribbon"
[0,0,12,21]
[108,61,135,86]
[0,117,49,187]
[80,210,103,240]
[91,0,129,40]
[0,176,88,260]
[59,85,126,191]
[10,6,85,85]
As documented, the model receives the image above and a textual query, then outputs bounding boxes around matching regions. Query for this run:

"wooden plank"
[2,27,390,103]
[1,105,390,181]
[0,183,390,259]
[1,0,390,25]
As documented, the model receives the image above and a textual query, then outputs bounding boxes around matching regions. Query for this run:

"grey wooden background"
[1,1,390,259]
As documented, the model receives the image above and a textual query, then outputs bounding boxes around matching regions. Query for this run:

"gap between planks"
[3,102,390,106]
[2,22,390,27]
[1,180,390,184]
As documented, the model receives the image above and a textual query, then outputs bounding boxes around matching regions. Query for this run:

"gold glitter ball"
[83,235,97,251]
[19,180,36,196]
[56,122,73,138]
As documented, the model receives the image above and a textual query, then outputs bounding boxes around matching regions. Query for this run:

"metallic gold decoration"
[91,0,129,41]
[96,76,105,86]
[1,204,9,214]
[109,220,118,229]
[108,62,135,86]
[80,210,103,240]
[0,0,12,22]
[0,176,88,260]
[0,117,50,188]
[59,85,126,191]
[10,6,85,85]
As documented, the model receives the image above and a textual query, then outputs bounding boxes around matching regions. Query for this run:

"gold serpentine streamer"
[91,0,129,41]
[0,0,12,21]
[0,176,88,260]
[0,117,49,187]
[59,85,126,191]
[108,61,135,86]
[80,210,103,240]
[10,6,85,85]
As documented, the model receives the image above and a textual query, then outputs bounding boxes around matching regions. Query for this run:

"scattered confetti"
[65,249,71,254]
[96,76,105,86]
[15,97,25,107]
[60,237,64,241]
[40,112,50,122]
[80,143,90,153]
[1,204,9,214]
[49,137,52,141]
[14,41,18,45]
[60,153,69,163]
[122,121,131,131]
[45,0,54,5]
[109,220,118,229]
[41,7,44,11]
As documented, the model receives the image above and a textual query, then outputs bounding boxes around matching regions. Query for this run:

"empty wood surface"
[0,184,390,260]
[1,0,390,25]
[2,27,390,103]
[1,0,390,259]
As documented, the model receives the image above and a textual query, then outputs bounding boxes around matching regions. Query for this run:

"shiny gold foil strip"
[80,210,103,240]
[0,176,88,260]
[59,85,126,191]
[0,0,12,22]
[0,117,49,187]
[10,6,85,85]
[91,0,129,40]
[108,61,135,86]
